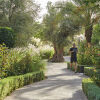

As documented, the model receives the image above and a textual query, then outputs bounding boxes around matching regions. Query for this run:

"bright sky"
[35,0,68,22]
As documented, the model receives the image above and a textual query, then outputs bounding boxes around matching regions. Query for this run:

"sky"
[35,0,67,22]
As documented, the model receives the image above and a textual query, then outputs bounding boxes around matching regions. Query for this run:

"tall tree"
[72,0,100,46]
[41,2,81,62]
[0,0,40,46]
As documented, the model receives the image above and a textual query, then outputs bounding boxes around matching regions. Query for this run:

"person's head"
[73,43,76,48]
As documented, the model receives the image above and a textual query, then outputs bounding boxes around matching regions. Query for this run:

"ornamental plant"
[0,44,9,78]
[92,47,100,69]
[77,41,94,65]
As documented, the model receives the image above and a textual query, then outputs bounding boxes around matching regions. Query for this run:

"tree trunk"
[85,24,93,47]
[50,44,64,62]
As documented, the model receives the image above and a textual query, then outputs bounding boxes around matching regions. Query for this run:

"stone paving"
[5,57,87,100]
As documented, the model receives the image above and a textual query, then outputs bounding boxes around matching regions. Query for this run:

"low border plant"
[0,71,45,100]
[82,78,100,100]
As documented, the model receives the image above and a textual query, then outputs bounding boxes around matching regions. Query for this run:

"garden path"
[5,56,87,100]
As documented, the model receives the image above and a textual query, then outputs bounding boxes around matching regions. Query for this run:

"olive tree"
[41,2,81,62]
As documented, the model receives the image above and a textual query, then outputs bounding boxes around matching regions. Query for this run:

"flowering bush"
[0,27,15,48]
[28,44,54,59]
[0,44,46,79]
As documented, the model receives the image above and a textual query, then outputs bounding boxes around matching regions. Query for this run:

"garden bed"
[0,71,45,100]
[84,67,100,86]
[82,78,100,100]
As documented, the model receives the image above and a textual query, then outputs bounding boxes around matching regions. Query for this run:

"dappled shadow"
[61,68,87,78]
[8,73,84,100]
[5,61,87,100]
[66,90,87,100]
[9,79,81,100]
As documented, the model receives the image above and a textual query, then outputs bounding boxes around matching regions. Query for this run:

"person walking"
[69,43,78,73]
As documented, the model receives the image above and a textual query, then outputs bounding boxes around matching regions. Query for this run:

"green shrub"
[0,71,45,100]
[84,67,100,85]
[92,24,100,46]
[0,44,9,78]
[6,49,46,77]
[40,49,54,59]
[84,67,95,77]
[0,45,46,78]
[77,42,94,65]
[92,50,100,69]
[93,69,100,86]
[0,27,15,48]
[82,78,100,100]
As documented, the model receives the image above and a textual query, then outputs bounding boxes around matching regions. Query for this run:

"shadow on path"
[5,61,87,100]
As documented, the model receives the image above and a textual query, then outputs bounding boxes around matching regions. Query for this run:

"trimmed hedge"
[84,67,100,85]
[67,62,89,73]
[94,69,100,85]
[82,78,100,100]
[0,71,45,100]
[84,67,95,77]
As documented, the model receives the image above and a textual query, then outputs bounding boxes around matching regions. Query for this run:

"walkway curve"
[5,58,87,100]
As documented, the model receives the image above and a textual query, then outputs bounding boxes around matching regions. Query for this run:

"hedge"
[84,67,100,85]
[0,27,15,48]
[82,78,100,100]
[0,71,45,100]
[84,67,95,77]
[67,62,89,73]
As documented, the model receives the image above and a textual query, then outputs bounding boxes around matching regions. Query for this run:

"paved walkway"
[5,57,87,100]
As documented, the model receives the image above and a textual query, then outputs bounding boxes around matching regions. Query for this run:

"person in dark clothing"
[69,43,78,73]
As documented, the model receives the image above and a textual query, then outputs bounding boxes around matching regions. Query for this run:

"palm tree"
[72,0,100,46]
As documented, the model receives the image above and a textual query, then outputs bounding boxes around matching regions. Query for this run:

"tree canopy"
[38,1,81,62]
[0,0,40,46]
[72,0,100,45]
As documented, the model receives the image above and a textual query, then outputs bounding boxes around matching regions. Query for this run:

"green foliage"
[78,44,100,68]
[0,44,46,78]
[92,54,100,68]
[77,42,94,65]
[0,27,15,48]
[84,67,100,85]
[0,44,9,78]
[7,50,45,77]
[82,78,100,100]
[91,46,100,68]
[0,0,40,47]
[40,1,81,62]
[43,1,81,47]
[40,49,54,59]
[92,24,100,45]
[73,0,100,43]
[0,71,45,100]
[94,69,100,85]
[84,67,95,77]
